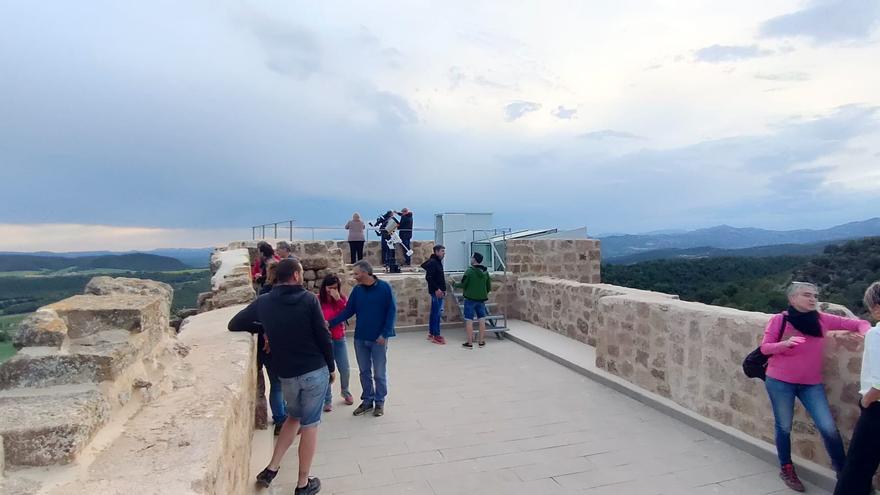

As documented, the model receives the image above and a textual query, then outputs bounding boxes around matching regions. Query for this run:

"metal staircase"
[447,275,508,340]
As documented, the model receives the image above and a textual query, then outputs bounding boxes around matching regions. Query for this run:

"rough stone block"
[46,295,163,339]
[0,387,110,466]
[84,277,173,312]
[209,285,255,310]
[0,332,137,390]
[13,309,68,349]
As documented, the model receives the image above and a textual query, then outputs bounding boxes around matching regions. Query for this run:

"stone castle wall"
[594,294,866,471]
[513,277,676,346]
[505,239,601,283]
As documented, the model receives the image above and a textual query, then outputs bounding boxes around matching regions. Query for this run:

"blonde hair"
[864,282,880,312]
[265,260,279,285]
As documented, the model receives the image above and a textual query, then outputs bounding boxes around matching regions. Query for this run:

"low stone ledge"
[43,305,256,494]
[0,386,110,467]
[46,295,164,339]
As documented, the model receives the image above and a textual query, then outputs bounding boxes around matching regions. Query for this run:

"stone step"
[45,294,164,339]
[0,330,138,390]
[0,385,110,467]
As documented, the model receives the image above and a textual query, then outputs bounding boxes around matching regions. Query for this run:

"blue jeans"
[765,377,847,471]
[266,366,288,424]
[429,294,444,336]
[325,338,352,405]
[354,338,388,406]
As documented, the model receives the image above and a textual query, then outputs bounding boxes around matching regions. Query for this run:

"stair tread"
[0,386,110,466]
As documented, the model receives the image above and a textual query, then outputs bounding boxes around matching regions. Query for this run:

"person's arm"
[436,266,447,292]
[486,273,492,294]
[345,221,350,230]
[228,300,261,334]
[251,260,261,282]
[455,271,468,290]
[760,314,799,355]
[382,284,397,339]
[310,297,335,373]
[328,288,357,328]
[821,313,871,335]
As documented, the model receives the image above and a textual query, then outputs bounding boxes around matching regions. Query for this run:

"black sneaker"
[478,341,486,347]
[462,342,473,349]
[255,467,278,488]
[294,476,321,495]
[353,402,373,416]
[373,404,384,417]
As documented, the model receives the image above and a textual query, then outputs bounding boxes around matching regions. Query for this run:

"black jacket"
[398,212,413,241]
[228,284,334,378]
[420,254,446,294]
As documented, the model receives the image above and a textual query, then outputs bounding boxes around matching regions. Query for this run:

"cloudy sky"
[1,0,878,250]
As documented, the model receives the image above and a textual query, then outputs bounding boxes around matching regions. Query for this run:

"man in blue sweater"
[328,260,397,417]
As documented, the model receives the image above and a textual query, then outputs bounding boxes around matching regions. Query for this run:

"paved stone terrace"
[249,331,827,495]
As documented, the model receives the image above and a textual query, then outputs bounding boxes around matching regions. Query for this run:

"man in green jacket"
[456,252,491,348]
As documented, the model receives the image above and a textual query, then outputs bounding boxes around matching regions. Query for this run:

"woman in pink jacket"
[320,274,354,410]
[761,282,870,492]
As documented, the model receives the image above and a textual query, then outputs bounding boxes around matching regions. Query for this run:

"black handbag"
[742,315,787,380]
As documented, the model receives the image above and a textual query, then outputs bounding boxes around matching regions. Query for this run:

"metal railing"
[251,223,436,242]
[251,220,295,241]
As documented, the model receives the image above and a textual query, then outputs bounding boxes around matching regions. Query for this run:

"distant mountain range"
[599,218,880,260]
[0,248,212,268]
[0,253,189,272]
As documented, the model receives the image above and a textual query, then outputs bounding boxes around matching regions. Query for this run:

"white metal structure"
[434,213,493,272]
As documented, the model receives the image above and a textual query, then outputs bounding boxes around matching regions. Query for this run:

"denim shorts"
[280,366,330,428]
[463,299,488,321]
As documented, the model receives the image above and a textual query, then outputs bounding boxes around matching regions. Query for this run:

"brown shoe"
[780,464,805,492]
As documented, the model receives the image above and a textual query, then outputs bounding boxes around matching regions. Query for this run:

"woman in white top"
[834,282,880,495]
[345,213,366,264]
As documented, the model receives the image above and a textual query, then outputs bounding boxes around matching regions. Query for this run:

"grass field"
[0,313,26,363]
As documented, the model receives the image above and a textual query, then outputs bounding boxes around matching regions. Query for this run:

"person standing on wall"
[345,213,366,264]
[761,281,870,492]
[420,245,446,344]
[834,282,880,495]
[455,252,492,349]
[396,208,414,266]
[228,258,336,494]
[327,260,397,417]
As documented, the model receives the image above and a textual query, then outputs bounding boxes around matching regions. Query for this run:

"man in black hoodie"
[228,258,334,495]
[420,244,447,344]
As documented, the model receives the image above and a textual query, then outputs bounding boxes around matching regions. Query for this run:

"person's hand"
[262,338,271,354]
[435,289,444,298]
[376,336,386,346]
[861,396,870,408]
[785,336,806,348]
[329,372,336,384]
[329,288,341,301]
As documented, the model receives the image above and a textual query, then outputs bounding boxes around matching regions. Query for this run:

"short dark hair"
[472,252,483,264]
[433,244,445,253]
[276,258,302,283]
[275,241,291,252]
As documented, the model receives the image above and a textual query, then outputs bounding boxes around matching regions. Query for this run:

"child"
[834,281,880,495]
[456,252,491,349]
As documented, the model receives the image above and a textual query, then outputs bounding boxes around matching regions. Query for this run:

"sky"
[1,0,879,250]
